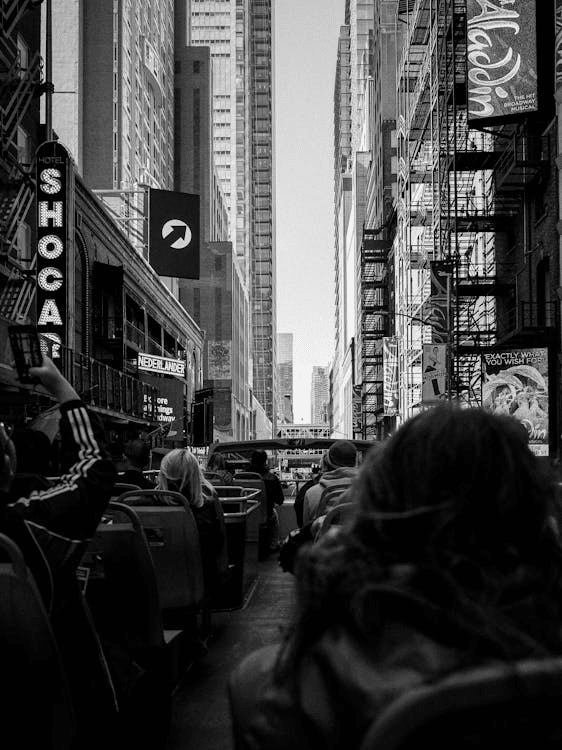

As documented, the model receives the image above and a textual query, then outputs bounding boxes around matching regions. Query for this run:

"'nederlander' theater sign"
[138,353,186,378]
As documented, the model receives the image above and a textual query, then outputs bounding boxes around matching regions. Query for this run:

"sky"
[274,0,344,423]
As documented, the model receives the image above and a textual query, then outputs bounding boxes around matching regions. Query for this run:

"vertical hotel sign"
[467,0,538,124]
[35,141,69,359]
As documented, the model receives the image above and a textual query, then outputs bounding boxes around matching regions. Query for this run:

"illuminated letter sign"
[467,0,538,124]
[36,141,69,359]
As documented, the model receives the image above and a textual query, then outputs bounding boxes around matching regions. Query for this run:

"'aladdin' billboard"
[467,0,538,125]
[482,348,549,457]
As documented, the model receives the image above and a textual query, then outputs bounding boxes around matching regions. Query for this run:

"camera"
[8,325,44,384]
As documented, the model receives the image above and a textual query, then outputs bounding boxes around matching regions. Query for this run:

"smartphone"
[8,325,43,384]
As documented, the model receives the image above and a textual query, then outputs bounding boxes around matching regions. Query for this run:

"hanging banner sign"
[422,344,448,404]
[383,337,399,416]
[35,141,70,359]
[149,188,200,279]
[482,348,549,456]
[352,385,362,434]
[467,0,538,124]
[425,261,453,344]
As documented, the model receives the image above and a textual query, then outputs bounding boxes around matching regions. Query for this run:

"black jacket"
[1,399,117,612]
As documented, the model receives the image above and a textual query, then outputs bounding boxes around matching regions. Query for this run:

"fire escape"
[0,0,44,324]
[436,0,551,405]
[359,229,390,438]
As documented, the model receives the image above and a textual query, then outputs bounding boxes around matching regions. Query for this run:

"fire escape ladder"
[1,0,43,38]
[360,231,389,437]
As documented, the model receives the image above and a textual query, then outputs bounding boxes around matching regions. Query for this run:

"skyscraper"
[187,0,276,426]
[277,333,293,424]
[311,366,330,425]
[331,0,376,437]
[51,0,176,255]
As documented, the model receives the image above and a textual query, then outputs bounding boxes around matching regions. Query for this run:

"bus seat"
[112,482,142,496]
[0,532,76,750]
[81,501,166,652]
[115,490,206,612]
[232,472,267,523]
[359,657,562,750]
[204,471,226,485]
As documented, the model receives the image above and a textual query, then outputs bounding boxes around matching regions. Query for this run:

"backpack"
[278,522,314,574]
[315,478,353,518]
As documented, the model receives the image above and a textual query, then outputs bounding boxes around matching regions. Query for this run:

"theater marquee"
[467,0,538,125]
[35,141,70,359]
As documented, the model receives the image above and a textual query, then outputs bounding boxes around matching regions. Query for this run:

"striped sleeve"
[9,401,117,541]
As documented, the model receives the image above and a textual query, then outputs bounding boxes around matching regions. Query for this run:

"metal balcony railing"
[495,135,548,190]
[93,316,123,340]
[124,320,145,348]
[52,343,157,421]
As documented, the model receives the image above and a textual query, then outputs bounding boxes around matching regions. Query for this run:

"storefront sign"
[35,141,69,359]
[138,352,186,378]
[482,348,549,456]
[467,0,538,124]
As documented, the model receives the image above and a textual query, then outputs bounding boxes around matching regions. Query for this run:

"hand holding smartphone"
[8,325,44,384]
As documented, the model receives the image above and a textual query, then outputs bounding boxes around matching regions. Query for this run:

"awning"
[88,405,157,428]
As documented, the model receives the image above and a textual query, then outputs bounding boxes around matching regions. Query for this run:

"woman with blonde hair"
[157,448,209,507]
[156,449,228,593]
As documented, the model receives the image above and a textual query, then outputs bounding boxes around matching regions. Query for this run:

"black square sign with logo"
[149,188,200,279]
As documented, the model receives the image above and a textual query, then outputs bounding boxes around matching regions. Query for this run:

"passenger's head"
[157,448,206,507]
[351,404,557,570]
[208,452,227,471]
[280,405,562,676]
[250,450,269,472]
[123,439,150,470]
[323,440,357,470]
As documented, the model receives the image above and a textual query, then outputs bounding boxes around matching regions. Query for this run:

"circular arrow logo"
[162,219,192,249]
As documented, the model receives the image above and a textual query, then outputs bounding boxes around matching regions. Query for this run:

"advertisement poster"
[425,261,453,344]
[352,385,362,435]
[422,344,447,404]
[208,340,232,380]
[482,348,549,456]
[467,0,538,124]
[383,337,399,416]
[141,373,185,439]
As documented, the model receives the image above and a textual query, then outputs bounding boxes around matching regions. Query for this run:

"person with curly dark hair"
[229,404,562,749]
